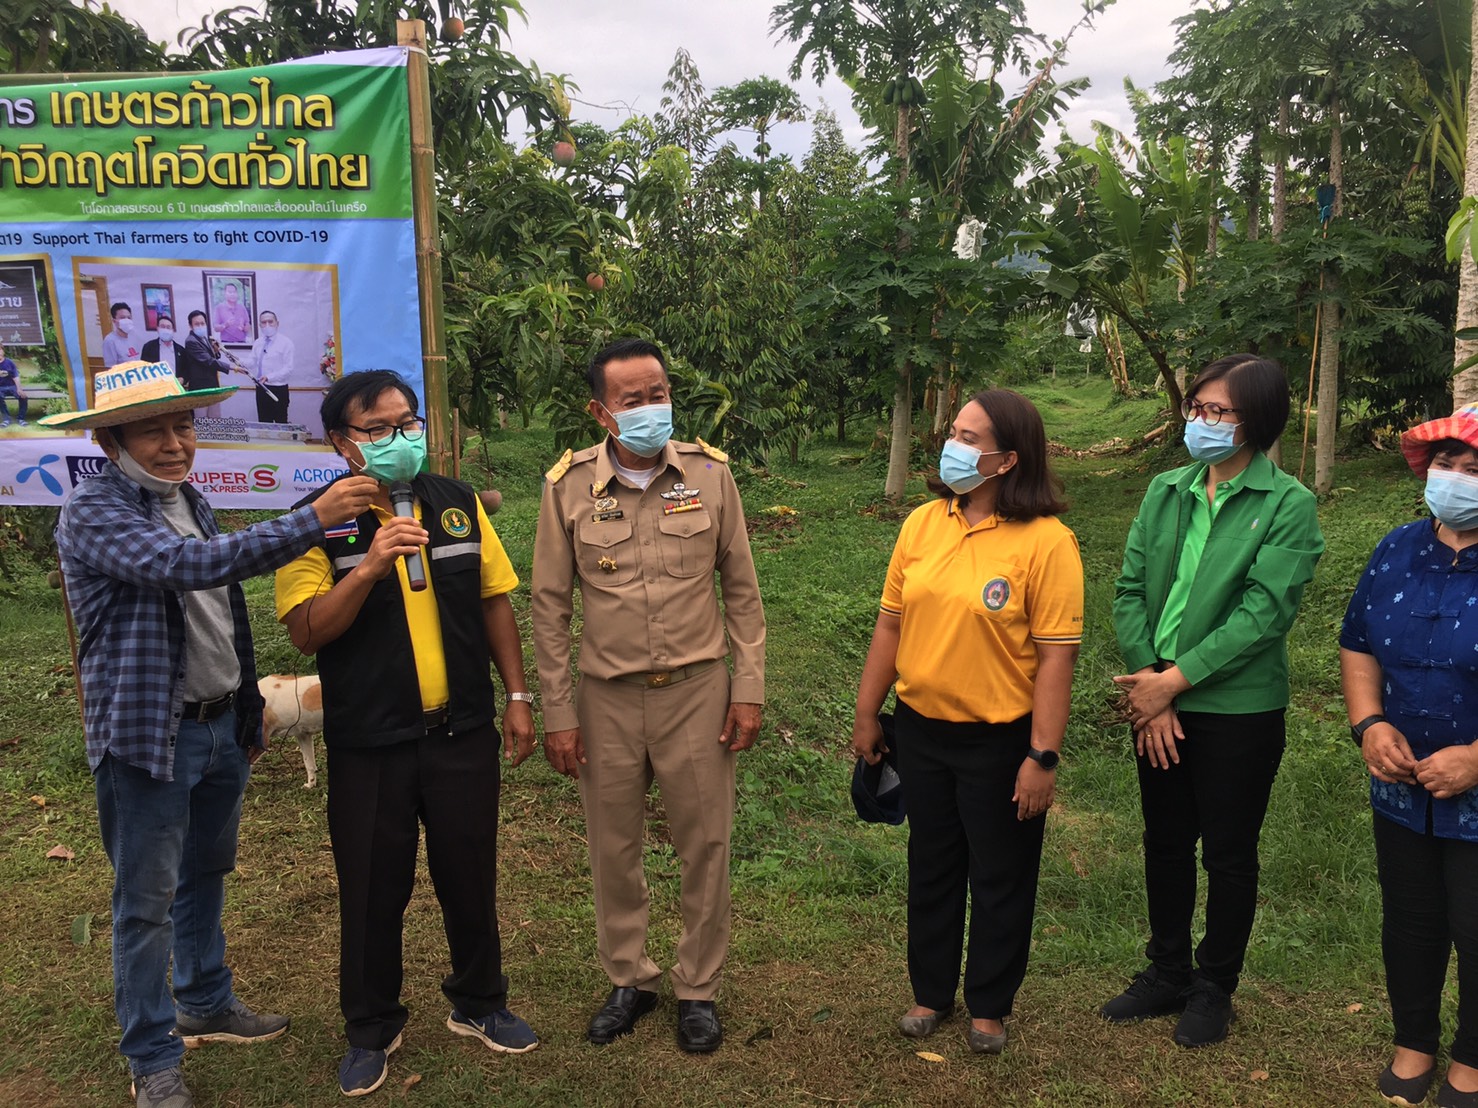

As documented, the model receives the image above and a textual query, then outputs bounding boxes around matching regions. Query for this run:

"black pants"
[1136,708,1285,994]
[255,386,289,424]
[895,701,1044,1019]
[1374,813,1478,1066]
[326,721,507,1049]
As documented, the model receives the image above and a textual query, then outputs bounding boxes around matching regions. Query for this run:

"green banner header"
[0,53,411,222]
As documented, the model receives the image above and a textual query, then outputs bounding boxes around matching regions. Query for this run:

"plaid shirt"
[56,462,323,782]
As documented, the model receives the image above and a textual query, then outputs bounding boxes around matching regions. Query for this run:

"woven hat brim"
[1399,415,1478,477]
[37,386,239,430]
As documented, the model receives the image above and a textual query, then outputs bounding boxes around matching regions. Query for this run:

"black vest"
[297,474,496,748]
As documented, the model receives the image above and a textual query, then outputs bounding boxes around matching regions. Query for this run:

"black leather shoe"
[587,987,659,1045]
[676,1000,722,1054]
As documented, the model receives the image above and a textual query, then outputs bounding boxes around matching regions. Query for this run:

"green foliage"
[1,0,162,73]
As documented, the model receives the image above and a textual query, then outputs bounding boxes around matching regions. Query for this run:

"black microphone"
[387,481,428,592]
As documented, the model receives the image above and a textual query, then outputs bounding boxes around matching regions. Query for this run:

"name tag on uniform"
[593,509,625,522]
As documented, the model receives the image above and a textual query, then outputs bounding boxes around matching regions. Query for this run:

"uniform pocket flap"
[582,521,634,548]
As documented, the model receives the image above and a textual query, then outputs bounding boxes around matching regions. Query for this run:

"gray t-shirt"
[160,492,242,701]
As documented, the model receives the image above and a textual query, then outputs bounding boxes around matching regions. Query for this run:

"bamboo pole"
[398,19,453,477]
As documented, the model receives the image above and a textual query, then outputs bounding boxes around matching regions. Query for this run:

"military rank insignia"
[661,482,703,515]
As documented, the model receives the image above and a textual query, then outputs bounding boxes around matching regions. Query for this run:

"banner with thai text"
[0,47,420,506]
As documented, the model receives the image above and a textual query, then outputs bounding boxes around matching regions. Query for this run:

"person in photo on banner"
[1105,355,1324,1049]
[178,310,240,420]
[275,370,540,1098]
[530,339,766,1055]
[247,310,295,424]
[0,342,28,426]
[42,361,377,1108]
[101,302,139,370]
[1339,406,1478,1108]
[141,315,180,377]
[851,389,1083,1056]
[213,281,250,344]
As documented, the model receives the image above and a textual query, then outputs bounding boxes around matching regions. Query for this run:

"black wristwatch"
[1025,747,1060,770]
[1350,714,1387,747]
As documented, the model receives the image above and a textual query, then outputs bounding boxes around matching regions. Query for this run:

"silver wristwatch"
[508,692,535,704]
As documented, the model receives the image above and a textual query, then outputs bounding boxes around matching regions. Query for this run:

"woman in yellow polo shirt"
[852,388,1083,1055]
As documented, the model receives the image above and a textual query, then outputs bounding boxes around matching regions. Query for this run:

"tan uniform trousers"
[575,660,734,1001]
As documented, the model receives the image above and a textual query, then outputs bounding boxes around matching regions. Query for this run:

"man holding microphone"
[275,370,539,1097]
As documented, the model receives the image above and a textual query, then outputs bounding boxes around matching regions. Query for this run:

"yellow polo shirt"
[881,499,1083,723]
[275,498,517,711]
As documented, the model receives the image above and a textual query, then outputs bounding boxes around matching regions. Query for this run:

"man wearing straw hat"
[44,361,377,1108]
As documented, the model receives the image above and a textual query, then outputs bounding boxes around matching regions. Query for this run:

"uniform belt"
[424,705,450,729]
[612,659,718,689]
[182,691,234,723]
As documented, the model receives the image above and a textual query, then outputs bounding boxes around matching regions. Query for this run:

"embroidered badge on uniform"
[982,578,1011,611]
[324,520,360,539]
[441,508,472,538]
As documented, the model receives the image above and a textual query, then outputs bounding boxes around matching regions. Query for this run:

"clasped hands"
[1362,722,1478,800]
[1113,666,1190,770]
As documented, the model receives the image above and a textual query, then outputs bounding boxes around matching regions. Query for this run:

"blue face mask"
[1183,417,1242,463]
[1425,469,1478,531]
[939,440,1004,495]
[609,402,673,458]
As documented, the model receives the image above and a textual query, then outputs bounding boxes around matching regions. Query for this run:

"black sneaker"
[1100,966,1190,1023]
[1173,977,1234,1047]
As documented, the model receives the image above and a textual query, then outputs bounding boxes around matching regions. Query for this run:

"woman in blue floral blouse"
[1340,405,1478,1108]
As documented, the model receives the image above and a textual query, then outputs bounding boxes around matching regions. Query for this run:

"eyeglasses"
[345,417,426,444]
[1180,399,1241,426]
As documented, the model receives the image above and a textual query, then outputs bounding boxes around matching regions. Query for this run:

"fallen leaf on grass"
[1346,1002,1363,1013]
[745,1026,773,1046]
[71,913,92,946]
[916,1051,946,1063]
[29,795,45,808]
[1250,1070,1269,1081]
[46,844,74,861]
[810,1007,832,1023]
[402,1074,421,1091]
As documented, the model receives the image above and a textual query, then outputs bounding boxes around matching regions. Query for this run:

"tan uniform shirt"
[531,437,766,733]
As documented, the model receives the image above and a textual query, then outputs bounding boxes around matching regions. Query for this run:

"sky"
[118,0,1197,158]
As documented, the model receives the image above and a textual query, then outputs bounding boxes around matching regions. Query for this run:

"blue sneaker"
[338,1032,401,1097]
[446,1008,539,1054]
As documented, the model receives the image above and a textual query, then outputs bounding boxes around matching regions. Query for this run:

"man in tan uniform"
[531,338,765,1054]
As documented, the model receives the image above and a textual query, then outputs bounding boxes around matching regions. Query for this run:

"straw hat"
[1400,404,1478,478]
[38,361,237,430]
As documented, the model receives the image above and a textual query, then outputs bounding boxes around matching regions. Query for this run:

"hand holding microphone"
[388,481,428,592]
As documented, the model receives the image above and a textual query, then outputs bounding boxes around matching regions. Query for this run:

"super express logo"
[190,465,280,495]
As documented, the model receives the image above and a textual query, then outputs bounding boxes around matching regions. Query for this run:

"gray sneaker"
[131,1066,194,1108]
[175,997,290,1047]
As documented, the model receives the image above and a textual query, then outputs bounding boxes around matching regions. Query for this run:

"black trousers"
[255,386,289,424]
[1374,813,1478,1066]
[1136,708,1285,994]
[895,701,1044,1019]
[326,721,508,1049]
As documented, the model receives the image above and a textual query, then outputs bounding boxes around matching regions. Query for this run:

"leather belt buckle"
[424,705,450,730]
[647,672,671,687]
[183,690,234,723]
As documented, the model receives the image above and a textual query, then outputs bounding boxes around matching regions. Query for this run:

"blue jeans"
[95,712,251,1077]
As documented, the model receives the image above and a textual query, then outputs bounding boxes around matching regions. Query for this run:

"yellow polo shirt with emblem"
[881,498,1083,723]
[274,498,517,711]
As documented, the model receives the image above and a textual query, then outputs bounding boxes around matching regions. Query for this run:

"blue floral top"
[1340,520,1478,841]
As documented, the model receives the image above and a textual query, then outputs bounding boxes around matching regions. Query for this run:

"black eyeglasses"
[345,417,426,444]
[1180,399,1241,426]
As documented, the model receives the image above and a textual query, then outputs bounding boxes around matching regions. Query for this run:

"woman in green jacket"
[1101,354,1325,1048]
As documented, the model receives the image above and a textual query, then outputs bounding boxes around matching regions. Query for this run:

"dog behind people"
[259,674,323,788]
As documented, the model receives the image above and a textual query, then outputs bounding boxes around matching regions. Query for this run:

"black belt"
[182,691,235,723]
[424,705,449,730]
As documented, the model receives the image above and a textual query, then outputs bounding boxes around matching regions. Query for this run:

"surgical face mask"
[262,324,278,338]
[157,327,174,343]
[117,318,134,336]
[113,439,187,497]
[192,324,208,339]
[609,402,673,458]
[1425,469,1478,531]
[352,432,426,484]
[939,440,1005,495]
[1183,417,1242,464]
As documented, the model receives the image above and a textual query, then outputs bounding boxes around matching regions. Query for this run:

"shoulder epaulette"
[696,437,729,464]
[545,448,574,484]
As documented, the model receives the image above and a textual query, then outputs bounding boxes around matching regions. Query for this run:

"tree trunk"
[933,364,951,444]
[1206,134,1220,259]
[1314,86,1343,496]
[1245,122,1262,242]
[1454,0,1478,409]
[884,367,913,501]
[1271,96,1290,242]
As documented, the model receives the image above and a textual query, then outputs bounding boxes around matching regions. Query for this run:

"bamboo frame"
[397,19,453,477]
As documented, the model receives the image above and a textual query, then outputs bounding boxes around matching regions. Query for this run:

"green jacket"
[1112,451,1325,714]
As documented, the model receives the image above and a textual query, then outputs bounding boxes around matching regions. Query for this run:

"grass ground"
[0,374,1452,1106]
